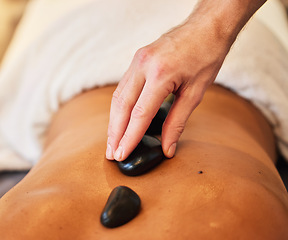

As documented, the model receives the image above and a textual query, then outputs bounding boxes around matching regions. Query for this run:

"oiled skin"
[0,84,287,240]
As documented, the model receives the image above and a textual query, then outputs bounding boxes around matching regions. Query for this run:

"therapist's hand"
[106,0,266,161]
[106,22,232,161]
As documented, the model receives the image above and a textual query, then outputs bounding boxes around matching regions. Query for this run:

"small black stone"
[117,135,165,176]
[146,95,174,135]
[198,171,203,174]
[100,186,141,228]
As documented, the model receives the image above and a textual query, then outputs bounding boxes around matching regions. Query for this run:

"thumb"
[161,86,204,158]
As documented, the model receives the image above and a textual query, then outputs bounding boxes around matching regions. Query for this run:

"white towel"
[0,0,287,170]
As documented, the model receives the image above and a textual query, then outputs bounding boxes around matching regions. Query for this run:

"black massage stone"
[100,186,141,228]
[117,135,164,176]
[146,94,174,135]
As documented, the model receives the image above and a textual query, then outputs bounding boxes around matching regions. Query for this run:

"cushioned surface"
[0,0,28,65]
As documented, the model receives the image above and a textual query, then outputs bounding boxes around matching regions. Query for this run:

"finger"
[114,81,171,161]
[106,71,130,160]
[161,84,205,158]
[112,48,146,95]
[106,70,146,159]
[113,62,134,94]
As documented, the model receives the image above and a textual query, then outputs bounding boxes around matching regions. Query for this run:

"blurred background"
[0,0,28,64]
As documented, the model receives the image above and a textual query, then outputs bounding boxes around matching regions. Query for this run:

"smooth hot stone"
[117,135,164,176]
[146,94,174,135]
[100,186,141,228]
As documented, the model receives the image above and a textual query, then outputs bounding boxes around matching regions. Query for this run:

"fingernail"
[106,143,113,160]
[114,146,123,161]
[167,143,176,158]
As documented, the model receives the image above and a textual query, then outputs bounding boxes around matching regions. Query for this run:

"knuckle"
[149,63,178,92]
[112,89,120,103]
[174,122,185,135]
[135,47,152,65]
[152,76,177,96]
[131,104,147,119]
[184,84,205,108]
[149,59,170,80]
[152,64,165,80]
[154,61,167,76]
[165,80,177,94]
[107,127,117,139]
[112,91,130,111]
[193,92,204,107]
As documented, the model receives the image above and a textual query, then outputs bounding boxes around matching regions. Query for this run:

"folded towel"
[0,0,287,170]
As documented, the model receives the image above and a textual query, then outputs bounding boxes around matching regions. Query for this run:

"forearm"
[161,0,268,68]
[190,0,267,45]
[186,0,267,43]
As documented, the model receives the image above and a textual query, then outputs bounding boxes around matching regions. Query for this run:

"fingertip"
[165,142,177,158]
[114,146,124,161]
[106,143,114,160]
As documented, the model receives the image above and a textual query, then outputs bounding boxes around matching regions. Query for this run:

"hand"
[105,0,267,161]
[106,18,233,161]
